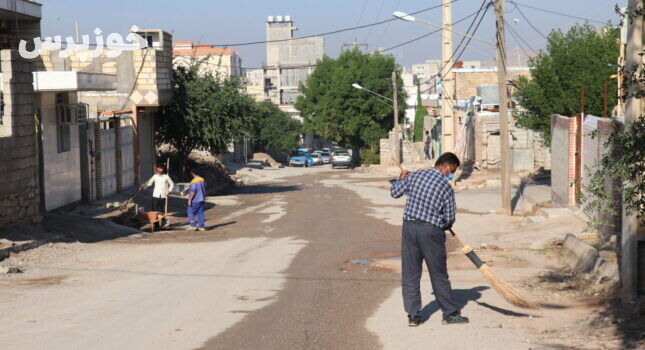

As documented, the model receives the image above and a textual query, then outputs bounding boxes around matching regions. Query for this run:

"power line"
[419,1,491,94]
[414,0,489,90]
[364,0,386,44]
[505,19,537,54]
[373,0,403,48]
[505,21,534,67]
[512,3,547,39]
[511,1,610,25]
[378,5,484,54]
[212,0,459,47]
[47,1,458,51]
[435,1,490,78]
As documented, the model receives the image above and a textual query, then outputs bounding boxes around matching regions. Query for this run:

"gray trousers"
[401,220,458,318]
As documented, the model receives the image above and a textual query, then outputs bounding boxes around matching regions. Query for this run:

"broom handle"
[447,228,466,249]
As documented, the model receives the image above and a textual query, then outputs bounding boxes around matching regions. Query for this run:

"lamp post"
[352,81,400,164]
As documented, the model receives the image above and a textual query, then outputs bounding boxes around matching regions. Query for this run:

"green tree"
[514,24,620,145]
[249,101,303,153]
[157,63,255,176]
[413,81,428,142]
[295,49,406,156]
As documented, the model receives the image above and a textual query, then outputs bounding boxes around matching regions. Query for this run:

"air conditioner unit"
[267,16,274,22]
[276,16,284,22]
[477,84,499,106]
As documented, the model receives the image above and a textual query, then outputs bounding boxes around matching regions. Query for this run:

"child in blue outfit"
[187,169,207,231]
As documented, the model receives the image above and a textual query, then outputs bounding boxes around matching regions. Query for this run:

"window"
[56,93,71,153]
[74,103,88,124]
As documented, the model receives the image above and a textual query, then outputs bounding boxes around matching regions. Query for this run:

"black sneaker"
[442,312,469,325]
[408,314,423,327]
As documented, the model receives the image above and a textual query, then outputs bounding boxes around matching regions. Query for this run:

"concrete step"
[527,216,546,223]
[539,207,571,219]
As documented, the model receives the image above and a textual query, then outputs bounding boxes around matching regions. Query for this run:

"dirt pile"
[253,153,281,167]
[159,150,235,196]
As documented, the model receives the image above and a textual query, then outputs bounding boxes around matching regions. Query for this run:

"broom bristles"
[479,264,541,309]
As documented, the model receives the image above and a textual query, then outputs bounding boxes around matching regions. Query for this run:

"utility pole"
[495,0,512,214]
[392,71,400,164]
[341,37,368,52]
[441,0,454,153]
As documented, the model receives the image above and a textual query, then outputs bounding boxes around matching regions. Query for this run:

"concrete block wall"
[551,114,577,207]
[0,50,40,227]
[453,69,530,101]
[474,113,550,170]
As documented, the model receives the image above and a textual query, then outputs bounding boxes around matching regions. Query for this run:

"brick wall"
[0,50,40,227]
[551,114,577,206]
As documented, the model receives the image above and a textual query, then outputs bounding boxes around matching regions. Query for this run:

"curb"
[0,240,48,263]
[561,234,599,273]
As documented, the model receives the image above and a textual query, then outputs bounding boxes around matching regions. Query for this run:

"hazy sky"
[40,0,625,69]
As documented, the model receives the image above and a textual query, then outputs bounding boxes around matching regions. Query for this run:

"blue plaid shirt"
[390,168,456,229]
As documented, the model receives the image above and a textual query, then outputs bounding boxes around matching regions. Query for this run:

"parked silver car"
[310,152,324,166]
[331,150,352,169]
[316,151,331,164]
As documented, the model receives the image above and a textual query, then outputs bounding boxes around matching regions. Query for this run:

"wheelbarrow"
[136,211,175,233]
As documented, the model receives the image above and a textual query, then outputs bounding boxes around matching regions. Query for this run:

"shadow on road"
[419,286,540,320]
[233,184,302,196]
[475,301,539,318]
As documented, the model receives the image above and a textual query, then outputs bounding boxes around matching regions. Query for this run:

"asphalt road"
[200,170,402,349]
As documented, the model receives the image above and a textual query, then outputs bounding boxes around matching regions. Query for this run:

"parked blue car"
[288,148,314,167]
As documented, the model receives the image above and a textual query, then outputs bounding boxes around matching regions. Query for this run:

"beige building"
[173,40,242,78]
[0,19,174,225]
[34,29,174,205]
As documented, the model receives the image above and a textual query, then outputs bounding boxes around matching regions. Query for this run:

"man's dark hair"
[435,152,460,167]
[425,130,429,134]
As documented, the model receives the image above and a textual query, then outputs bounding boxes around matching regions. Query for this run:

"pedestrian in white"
[140,166,175,213]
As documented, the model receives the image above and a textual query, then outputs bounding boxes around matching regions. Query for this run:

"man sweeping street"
[141,165,175,213]
[390,152,469,327]
[187,169,207,231]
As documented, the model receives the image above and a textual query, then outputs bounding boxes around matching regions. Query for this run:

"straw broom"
[393,161,540,309]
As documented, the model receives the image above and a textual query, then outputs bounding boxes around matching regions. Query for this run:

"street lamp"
[392,11,495,46]
[351,83,394,103]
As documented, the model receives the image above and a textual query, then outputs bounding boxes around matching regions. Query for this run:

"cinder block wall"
[453,69,529,101]
[0,50,40,227]
[550,114,577,206]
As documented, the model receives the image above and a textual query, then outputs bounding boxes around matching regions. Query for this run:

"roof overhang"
[32,71,117,92]
[0,0,41,20]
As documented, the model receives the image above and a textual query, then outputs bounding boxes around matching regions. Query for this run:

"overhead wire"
[505,19,537,55]
[211,0,459,47]
[364,0,386,44]
[511,1,610,25]
[512,2,547,39]
[419,1,492,94]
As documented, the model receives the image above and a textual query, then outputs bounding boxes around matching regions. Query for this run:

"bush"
[360,147,380,165]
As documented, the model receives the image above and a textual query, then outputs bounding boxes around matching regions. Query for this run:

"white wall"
[41,92,81,211]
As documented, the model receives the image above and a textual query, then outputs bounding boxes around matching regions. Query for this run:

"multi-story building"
[247,16,324,105]
[173,40,242,78]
